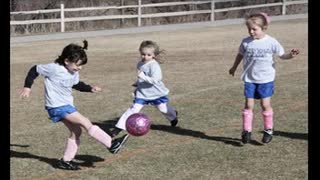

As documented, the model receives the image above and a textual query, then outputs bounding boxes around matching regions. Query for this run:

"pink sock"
[262,110,273,130]
[88,125,112,148]
[242,109,253,132]
[63,138,79,162]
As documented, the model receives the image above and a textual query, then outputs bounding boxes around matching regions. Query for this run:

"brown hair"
[55,40,89,66]
[139,40,165,63]
[245,13,269,30]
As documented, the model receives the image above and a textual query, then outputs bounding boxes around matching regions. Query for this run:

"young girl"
[19,40,129,170]
[111,40,178,137]
[229,13,299,144]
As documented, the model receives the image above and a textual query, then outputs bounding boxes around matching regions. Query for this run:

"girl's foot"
[262,129,273,143]
[57,159,81,170]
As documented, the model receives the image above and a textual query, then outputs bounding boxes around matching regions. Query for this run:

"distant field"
[10,18,308,180]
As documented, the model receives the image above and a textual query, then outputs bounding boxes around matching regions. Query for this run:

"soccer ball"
[126,113,151,136]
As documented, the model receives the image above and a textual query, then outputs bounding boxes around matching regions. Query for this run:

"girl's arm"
[279,48,300,60]
[20,65,39,98]
[132,80,138,87]
[137,64,162,85]
[23,65,39,88]
[72,81,102,93]
[229,53,243,76]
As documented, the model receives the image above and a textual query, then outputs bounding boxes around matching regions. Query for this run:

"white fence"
[10,0,307,33]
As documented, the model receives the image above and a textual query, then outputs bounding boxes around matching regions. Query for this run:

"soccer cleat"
[57,159,81,170]
[241,131,252,144]
[110,127,123,138]
[170,111,179,127]
[262,129,273,143]
[109,134,129,154]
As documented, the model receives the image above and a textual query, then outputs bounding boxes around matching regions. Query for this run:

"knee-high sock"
[156,103,177,121]
[63,138,79,161]
[115,103,144,130]
[262,109,273,130]
[242,109,253,132]
[88,125,112,148]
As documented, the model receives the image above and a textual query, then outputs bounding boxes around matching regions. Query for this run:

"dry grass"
[10,18,307,180]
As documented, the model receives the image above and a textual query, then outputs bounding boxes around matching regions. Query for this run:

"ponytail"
[55,40,89,65]
[82,40,88,50]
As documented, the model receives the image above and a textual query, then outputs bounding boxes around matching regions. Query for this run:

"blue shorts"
[45,105,77,123]
[244,81,274,99]
[134,96,169,106]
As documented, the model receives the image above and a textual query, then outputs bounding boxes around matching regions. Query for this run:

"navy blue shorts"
[45,105,77,123]
[244,81,274,99]
[134,96,169,105]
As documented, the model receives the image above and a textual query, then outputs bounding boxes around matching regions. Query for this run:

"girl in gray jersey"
[111,40,178,137]
[20,40,128,170]
[229,13,299,144]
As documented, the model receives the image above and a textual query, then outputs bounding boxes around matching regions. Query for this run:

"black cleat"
[57,159,81,170]
[109,134,129,154]
[241,131,252,144]
[262,129,273,143]
[170,111,179,127]
[110,127,123,138]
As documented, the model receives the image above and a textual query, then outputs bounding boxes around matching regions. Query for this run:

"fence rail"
[10,0,307,33]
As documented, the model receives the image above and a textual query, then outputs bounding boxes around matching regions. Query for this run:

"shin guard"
[63,138,79,162]
[262,110,273,130]
[242,109,253,132]
[88,125,112,148]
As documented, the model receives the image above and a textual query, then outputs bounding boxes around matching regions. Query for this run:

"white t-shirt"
[135,59,169,100]
[36,63,79,108]
[239,34,285,83]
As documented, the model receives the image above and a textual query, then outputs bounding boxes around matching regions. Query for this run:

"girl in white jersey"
[229,13,300,144]
[111,40,178,137]
[20,40,129,170]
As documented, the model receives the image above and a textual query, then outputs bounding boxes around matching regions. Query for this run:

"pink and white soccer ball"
[126,113,151,136]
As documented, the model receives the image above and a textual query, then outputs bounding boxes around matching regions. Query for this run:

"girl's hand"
[20,87,31,98]
[91,86,102,93]
[290,48,300,56]
[229,67,237,76]
[137,70,142,76]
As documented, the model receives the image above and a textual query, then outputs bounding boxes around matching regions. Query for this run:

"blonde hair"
[245,13,269,30]
[139,40,165,63]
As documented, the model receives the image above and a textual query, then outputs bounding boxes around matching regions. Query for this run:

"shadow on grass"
[93,117,120,135]
[10,144,30,148]
[150,124,265,147]
[94,118,265,146]
[10,144,104,169]
[262,130,308,140]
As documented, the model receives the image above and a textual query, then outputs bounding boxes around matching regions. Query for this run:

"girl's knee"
[245,99,255,110]
[156,104,168,113]
[129,104,143,113]
[74,126,82,138]
[261,102,272,111]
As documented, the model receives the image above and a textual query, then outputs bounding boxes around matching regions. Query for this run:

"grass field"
[10,18,308,180]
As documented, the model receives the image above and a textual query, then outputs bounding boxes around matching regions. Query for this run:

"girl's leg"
[64,112,112,148]
[243,98,255,132]
[260,97,273,130]
[61,120,82,161]
[115,103,144,130]
[156,103,177,122]
[260,97,274,143]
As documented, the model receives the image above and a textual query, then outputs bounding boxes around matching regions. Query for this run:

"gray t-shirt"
[135,59,169,100]
[36,63,79,108]
[239,34,284,83]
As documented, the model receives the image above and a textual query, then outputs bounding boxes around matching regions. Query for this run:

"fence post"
[138,0,141,27]
[60,3,65,32]
[120,0,124,27]
[282,0,286,15]
[211,0,215,22]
